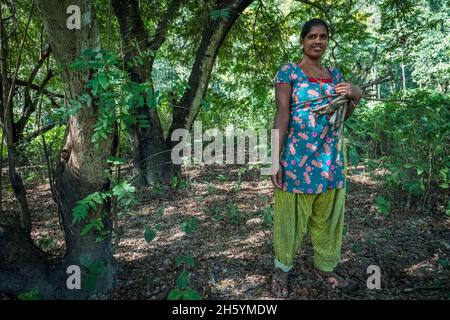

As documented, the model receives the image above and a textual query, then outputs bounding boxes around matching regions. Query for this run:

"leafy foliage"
[350,90,449,211]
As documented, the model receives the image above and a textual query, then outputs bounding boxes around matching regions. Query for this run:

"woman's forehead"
[306,25,328,35]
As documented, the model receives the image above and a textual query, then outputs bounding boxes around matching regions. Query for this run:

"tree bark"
[38,0,116,298]
[1,0,116,299]
[112,0,182,187]
[167,0,254,139]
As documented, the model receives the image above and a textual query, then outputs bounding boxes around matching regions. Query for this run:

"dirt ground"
[1,162,449,300]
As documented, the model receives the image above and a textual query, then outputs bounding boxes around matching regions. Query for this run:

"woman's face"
[302,25,329,59]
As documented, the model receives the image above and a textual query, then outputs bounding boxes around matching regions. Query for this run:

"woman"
[271,18,362,297]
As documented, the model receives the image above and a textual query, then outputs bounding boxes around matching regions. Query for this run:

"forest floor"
[1,162,449,300]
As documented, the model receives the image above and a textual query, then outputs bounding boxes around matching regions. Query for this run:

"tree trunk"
[114,0,253,187]
[112,0,181,187]
[0,0,30,234]
[1,0,116,299]
[401,51,406,92]
[167,0,254,138]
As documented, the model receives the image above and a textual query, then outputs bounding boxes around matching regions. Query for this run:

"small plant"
[155,206,165,218]
[168,270,202,300]
[232,167,247,192]
[25,171,40,184]
[259,206,273,225]
[79,255,106,291]
[342,226,348,237]
[17,287,41,300]
[374,195,391,217]
[171,176,189,190]
[194,196,204,202]
[353,242,361,255]
[226,201,241,225]
[181,217,200,235]
[217,174,227,182]
[210,205,224,222]
[207,182,217,194]
[168,220,202,300]
[37,238,56,251]
[144,225,157,243]
[150,182,170,198]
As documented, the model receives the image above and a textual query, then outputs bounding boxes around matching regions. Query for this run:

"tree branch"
[148,0,183,54]
[10,78,63,99]
[24,45,52,104]
[20,123,57,144]
[16,69,55,137]
[168,0,254,139]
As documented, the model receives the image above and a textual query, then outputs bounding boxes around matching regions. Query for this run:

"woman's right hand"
[271,165,283,189]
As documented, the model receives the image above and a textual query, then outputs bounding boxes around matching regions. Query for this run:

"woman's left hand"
[335,82,362,100]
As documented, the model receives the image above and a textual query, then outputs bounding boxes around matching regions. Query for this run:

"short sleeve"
[273,63,293,86]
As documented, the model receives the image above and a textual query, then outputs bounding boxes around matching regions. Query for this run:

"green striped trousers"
[273,142,348,272]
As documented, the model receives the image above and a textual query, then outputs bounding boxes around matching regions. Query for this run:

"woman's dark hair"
[300,18,330,43]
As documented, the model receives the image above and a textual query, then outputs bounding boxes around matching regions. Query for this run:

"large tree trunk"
[114,0,253,186]
[0,0,116,299]
[38,0,116,298]
[112,0,182,187]
[167,0,254,140]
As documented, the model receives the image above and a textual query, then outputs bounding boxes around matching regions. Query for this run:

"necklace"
[299,61,327,96]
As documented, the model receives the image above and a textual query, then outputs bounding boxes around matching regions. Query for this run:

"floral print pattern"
[273,62,346,193]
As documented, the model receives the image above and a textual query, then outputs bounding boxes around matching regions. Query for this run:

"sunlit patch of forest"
[0,0,448,300]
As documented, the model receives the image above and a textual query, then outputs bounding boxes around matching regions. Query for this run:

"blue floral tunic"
[273,62,346,194]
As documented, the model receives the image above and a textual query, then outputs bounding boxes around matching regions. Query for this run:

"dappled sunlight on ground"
[0,162,448,299]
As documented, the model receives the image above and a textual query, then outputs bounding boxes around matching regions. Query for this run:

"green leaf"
[107,156,126,165]
[135,56,144,65]
[182,288,202,300]
[374,195,391,217]
[79,254,93,268]
[438,182,449,189]
[217,174,227,181]
[80,218,104,237]
[181,217,199,235]
[167,288,184,300]
[263,212,273,224]
[92,78,99,95]
[88,261,106,275]
[83,273,97,291]
[88,200,97,211]
[176,271,188,290]
[176,255,194,267]
[144,226,156,243]
[72,204,89,224]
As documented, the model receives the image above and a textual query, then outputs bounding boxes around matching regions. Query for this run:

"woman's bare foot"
[313,268,349,289]
[271,269,289,298]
